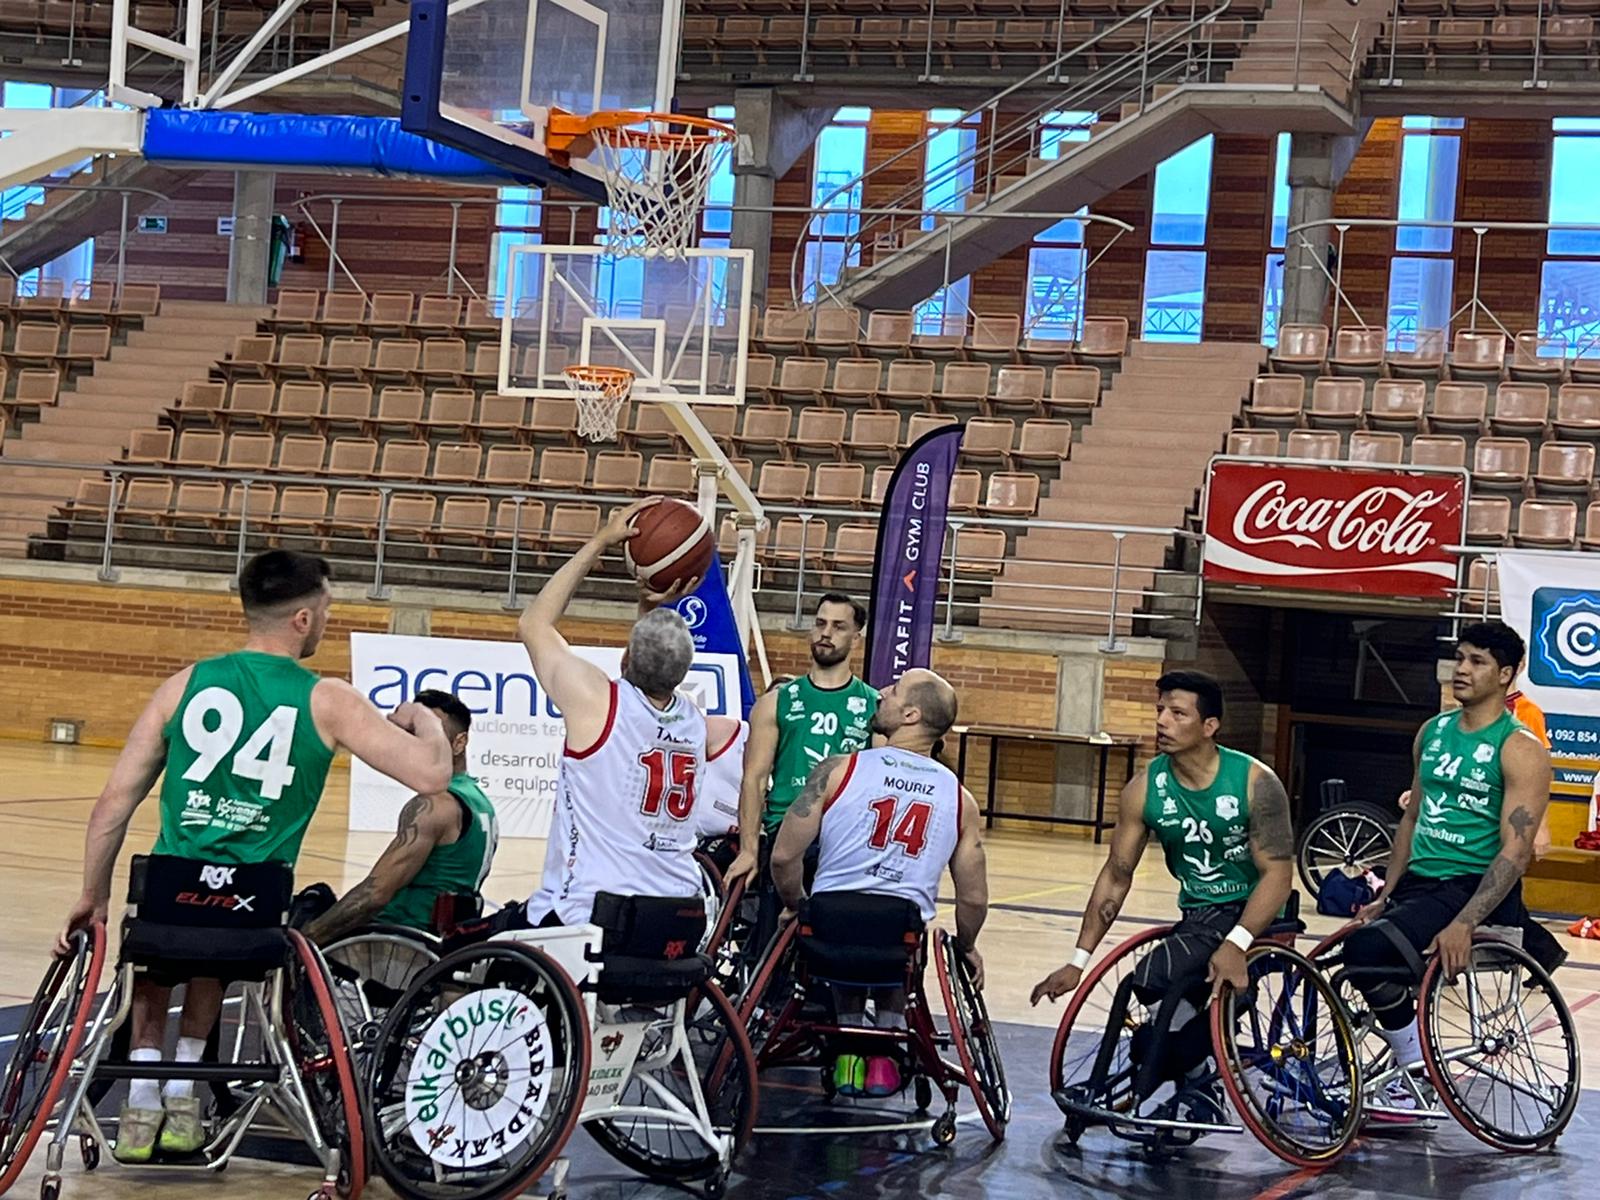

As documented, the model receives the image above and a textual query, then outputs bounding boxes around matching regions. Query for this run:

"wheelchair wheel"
[285,931,367,1200]
[1047,925,1172,1107]
[933,931,1009,1142]
[585,980,758,1183]
[323,927,441,1050]
[1213,941,1361,1168]
[0,923,106,1197]
[1418,939,1580,1152]
[365,942,590,1200]
[702,876,754,1003]
[1296,804,1392,898]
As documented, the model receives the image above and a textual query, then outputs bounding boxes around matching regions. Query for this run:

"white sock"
[127,1048,162,1111]
[162,1036,206,1101]
[1380,1023,1423,1069]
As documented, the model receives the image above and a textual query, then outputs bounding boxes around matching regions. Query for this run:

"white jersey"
[529,681,707,925]
[692,720,747,840]
[811,746,961,922]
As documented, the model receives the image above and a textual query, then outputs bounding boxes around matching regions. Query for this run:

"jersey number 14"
[638,748,697,821]
[867,796,933,858]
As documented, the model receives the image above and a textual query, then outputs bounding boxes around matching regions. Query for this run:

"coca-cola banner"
[1203,461,1467,598]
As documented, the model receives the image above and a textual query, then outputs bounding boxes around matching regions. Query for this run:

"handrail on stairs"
[788,0,1231,309]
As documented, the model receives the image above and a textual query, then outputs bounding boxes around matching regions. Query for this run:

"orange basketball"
[624,499,715,592]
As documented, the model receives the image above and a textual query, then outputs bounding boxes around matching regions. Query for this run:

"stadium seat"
[948,470,983,513]
[1471,436,1532,491]
[1465,496,1512,545]
[905,412,958,447]
[373,387,426,438]
[825,524,879,587]
[1044,365,1100,419]
[952,524,1008,576]
[366,338,422,386]
[432,443,484,484]
[413,294,463,336]
[173,430,225,469]
[590,449,644,495]
[771,516,829,565]
[1076,316,1128,366]
[1286,430,1340,460]
[1450,330,1508,382]
[744,353,777,401]
[546,502,603,552]
[419,388,476,435]
[1555,383,1600,438]
[322,384,375,434]
[1510,330,1567,384]
[1014,419,1072,467]
[1247,375,1305,426]
[859,311,914,359]
[826,358,882,406]
[1308,378,1365,429]
[1348,431,1405,464]
[1532,441,1596,496]
[538,447,590,491]
[322,336,373,379]
[224,431,276,472]
[880,358,936,410]
[757,461,810,504]
[1368,379,1427,431]
[813,462,866,507]
[1584,502,1600,551]
[477,395,529,443]
[224,381,275,429]
[177,380,225,419]
[1226,429,1281,456]
[792,406,849,459]
[810,305,861,355]
[736,406,793,456]
[772,357,829,405]
[126,428,174,465]
[1326,326,1386,376]
[938,363,992,416]
[754,307,811,356]
[1460,556,1499,609]
[1488,382,1551,436]
[968,312,1022,365]
[989,364,1047,416]
[1269,324,1329,375]
[645,456,696,497]
[1388,329,1447,380]
[326,437,379,477]
[961,417,1016,467]
[848,410,901,461]
[983,472,1039,517]
[1428,382,1488,434]
[276,435,328,475]
[1514,499,1579,549]
[530,397,581,444]
[321,292,368,330]
[367,292,416,334]
[274,382,327,432]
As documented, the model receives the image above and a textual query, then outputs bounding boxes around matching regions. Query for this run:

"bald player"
[771,668,988,1098]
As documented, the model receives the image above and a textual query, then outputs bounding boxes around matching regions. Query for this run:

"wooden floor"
[5,738,1600,1198]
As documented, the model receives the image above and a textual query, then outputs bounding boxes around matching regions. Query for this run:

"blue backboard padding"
[143,109,545,184]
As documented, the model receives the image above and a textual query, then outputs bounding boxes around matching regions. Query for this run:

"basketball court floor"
[4,738,1599,1199]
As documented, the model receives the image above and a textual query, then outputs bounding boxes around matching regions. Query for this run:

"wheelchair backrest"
[591,892,707,962]
[430,890,484,935]
[798,891,925,988]
[128,854,292,929]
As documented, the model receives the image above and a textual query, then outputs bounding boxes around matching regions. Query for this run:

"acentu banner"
[865,422,965,687]
[1203,460,1466,598]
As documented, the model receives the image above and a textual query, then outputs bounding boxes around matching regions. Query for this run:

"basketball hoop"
[549,111,735,258]
[563,365,635,441]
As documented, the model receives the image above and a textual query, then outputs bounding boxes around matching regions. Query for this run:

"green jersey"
[1410,708,1536,878]
[764,675,878,832]
[155,651,332,865]
[1144,746,1260,909]
[378,773,499,931]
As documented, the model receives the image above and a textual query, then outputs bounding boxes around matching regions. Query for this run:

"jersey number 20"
[867,796,933,857]
[638,748,697,821]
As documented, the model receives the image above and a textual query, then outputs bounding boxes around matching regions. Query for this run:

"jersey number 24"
[638,748,697,821]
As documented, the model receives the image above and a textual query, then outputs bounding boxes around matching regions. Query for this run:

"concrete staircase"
[830,87,1355,313]
[1224,0,1391,99]
[0,301,267,555]
[982,339,1265,634]
[0,158,196,277]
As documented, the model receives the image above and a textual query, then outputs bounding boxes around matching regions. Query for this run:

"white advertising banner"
[348,633,743,838]
[1496,550,1600,799]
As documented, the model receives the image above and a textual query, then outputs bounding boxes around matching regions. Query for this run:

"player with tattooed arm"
[1029,669,1296,1106]
[1342,620,1553,1107]
[307,690,499,944]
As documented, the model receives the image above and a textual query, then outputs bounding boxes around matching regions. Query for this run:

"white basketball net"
[589,114,735,258]
[563,366,634,441]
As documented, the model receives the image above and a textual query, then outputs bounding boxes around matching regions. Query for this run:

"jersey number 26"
[638,748,697,821]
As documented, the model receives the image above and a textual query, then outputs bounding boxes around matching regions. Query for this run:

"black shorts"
[1130,900,1247,1006]
[1374,871,1525,962]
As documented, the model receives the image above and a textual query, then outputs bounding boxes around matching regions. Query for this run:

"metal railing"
[1371,5,1589,89]
[0,181,175,299]
[0,458,1200,646]
[1283,216,1600,356]
[287,190,1133,320]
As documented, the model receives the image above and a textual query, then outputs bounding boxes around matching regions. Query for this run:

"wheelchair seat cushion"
[798,892,924,987]
[590,892,711,1005]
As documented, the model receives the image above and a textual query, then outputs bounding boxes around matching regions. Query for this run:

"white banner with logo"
[1497,551,1600,799]
[348,633,743,838]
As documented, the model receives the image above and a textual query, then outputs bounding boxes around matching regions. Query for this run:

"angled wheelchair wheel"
[1419,938,1579,1152]
[1213,941,1362,1168]
[585,980,758,1183]
[1296,804,1392,898]
[933,931,1009,1141]
[1048,925,1173,1109]
[737,920,801,1061]
[0,923,106,1197]
[286,931,368,1199]
[365,942,590,1200]
[323,927,441,1053]
[701,876,754,1005]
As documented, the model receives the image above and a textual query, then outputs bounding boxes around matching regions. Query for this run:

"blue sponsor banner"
[668,548,755,718]
[1529,585,1600,690]
[865,423,964,688]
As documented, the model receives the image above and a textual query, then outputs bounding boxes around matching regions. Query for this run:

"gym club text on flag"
[865,422,965,688]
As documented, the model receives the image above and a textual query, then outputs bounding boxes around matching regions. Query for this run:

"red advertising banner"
[1203,461,1466,598]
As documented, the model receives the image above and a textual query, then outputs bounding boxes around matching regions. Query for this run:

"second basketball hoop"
[549,111,735,258]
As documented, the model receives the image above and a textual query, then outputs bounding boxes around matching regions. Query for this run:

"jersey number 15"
[638,748,697,821]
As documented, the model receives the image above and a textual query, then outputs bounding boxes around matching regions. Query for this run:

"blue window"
[1540,118,1600,353]
[490,186,541,311]
[1026,110,1094,339]
[1143,251,1207,343]
[1270,131,1291,250]
[916,108,977,336]
[3,81,94,298]
[1261,134,1291,347]
[1261,253,1286,347]
[1385,116,1462,348]
[1386,257,1455,351]
[802,107,872,301]
[1143,136,1213,342]
[701,104,735,239]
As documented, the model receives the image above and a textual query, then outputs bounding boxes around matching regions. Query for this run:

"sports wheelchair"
[736,891,1009,1146]
[1310,920,1580,1150]
[1049,899,1364,1168]
[361,890,759,1200]
[695,834,759,1005]
[0,856,364,1200]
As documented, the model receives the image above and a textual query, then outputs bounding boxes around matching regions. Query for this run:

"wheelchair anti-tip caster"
[78,1137,98,1171]
[931,1111,957,1146]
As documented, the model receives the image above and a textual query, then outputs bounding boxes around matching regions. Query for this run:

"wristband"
[1070,946,1092,971]
[1225,924,1254,953]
